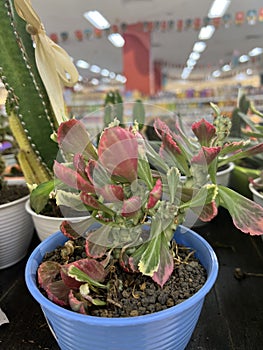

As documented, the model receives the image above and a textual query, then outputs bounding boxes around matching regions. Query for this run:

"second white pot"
[25,200,90,241]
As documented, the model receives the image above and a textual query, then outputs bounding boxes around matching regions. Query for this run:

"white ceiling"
[31,0,263,83]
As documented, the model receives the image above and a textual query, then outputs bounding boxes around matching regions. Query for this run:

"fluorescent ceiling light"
[91,78,99,85]
[109,72,116,79]
[76,60,90,69]
[116,74,127,83]
[83,11,110,30]
[181,67,192,80]
[208,0,231,18]
[189,52,200,60]
[212,70,221,78]
[198,25,215,40]
[249,47,263,57]
[108,33,125,47]
[222,64,231,72]
[101,69,110,77]
[246,69,253,75]
[239,55,249,63]
[187,58,196,67]
[193,41,207,53]
[90,65,101,73]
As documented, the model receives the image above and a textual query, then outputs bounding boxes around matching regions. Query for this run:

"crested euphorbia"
[38,106,263,315]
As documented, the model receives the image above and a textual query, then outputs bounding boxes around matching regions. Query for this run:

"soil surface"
[41,237,207,318]
[0,183,29,205]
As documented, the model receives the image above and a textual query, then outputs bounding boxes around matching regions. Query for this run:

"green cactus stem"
[0,0,59,177]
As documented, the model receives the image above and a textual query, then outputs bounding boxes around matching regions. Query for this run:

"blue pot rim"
[25,225,218,326]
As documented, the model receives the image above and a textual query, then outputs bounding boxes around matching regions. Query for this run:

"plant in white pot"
[0,152,34,269]
[25,106,263,350]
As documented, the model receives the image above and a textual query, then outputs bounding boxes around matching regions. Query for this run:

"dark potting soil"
[41,237,207,318]
[0,184,29,205]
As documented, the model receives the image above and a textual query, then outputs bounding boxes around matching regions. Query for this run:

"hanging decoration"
[48,8,263,44]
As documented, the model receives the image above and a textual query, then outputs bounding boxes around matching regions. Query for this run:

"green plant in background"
[0,0,78,189]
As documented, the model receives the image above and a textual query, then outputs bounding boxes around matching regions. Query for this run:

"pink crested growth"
[191,118,216,146]
[98,126,138,183]
[191,146,221,165]
[147,179,162,209]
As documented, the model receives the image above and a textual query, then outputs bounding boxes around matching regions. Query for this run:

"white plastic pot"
[0,193,34,269]
[25,200,90,241]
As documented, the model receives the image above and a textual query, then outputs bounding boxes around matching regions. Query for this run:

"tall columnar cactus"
[0,0,78,186]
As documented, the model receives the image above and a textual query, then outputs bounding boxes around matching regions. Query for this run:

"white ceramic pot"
[25,200,90,241]
[249,178,263,207]
[0,194,34,269]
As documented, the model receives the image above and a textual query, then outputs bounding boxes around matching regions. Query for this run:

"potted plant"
[25,104,263,350]
[249,172,263,207]
[0,151,34,269]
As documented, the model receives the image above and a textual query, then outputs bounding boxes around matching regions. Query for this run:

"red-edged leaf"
[60,220,81,239]
[62,259,107,283]
[147,179,162,209]
[192,201,218,222]
[98,126,138,182]
[38,261,61,289]
[54,161,95,193]
[191,146,221,166]
[61,266,83,289]
[98,184,124,202]
[191,118,216,146]
[121,196,142,217]
[68,290,88,314]
[85,239,107,259]
[152,239,174,288]
[218,186,263,235]
[46,280,70,306]
[57,119,97,159]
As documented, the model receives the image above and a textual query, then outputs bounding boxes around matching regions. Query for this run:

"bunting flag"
[48,8,263,44]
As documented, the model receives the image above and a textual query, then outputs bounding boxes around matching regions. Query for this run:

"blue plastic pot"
[25,225,218,350]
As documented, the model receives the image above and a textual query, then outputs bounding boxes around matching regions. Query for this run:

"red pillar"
[153,61,162,94]
[123,24,153,96]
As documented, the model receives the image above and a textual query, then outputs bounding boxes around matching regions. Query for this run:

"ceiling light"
[189,52,200,60]
[187,58,196,67]
[101,69,110,77]
[108,33,125,47]
[246,69,253,75]
[76,60,90,69]
[90,65,101,73]
[222,64,231,72]
[198,25,215,40]
[239,55,249,63]
[91,78,99,85]
[116,74,127,83]
[109,72,116,79]
[83,11,110,30]
[208,0,231,18]
[193,41,207,53]
[212,70,221,78]
[181,67,192,80]
[248,47,263,57]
